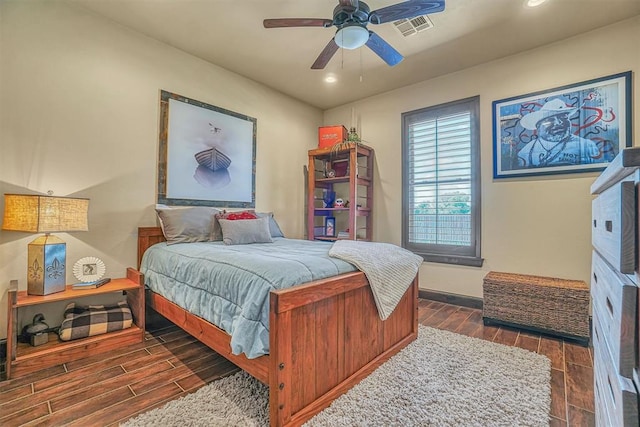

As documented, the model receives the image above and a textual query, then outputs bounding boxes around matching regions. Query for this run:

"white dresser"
[591,147,640,426]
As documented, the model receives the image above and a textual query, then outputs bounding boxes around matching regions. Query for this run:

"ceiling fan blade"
[369,0,445,25]
[263,18,333,28]
[311,38,339,69]
[365,31,403,66]
[338,0,360,7]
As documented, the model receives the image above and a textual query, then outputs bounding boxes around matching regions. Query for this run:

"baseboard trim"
[483,317,590,347]
[0,339,6,379]
[418,289,483,310]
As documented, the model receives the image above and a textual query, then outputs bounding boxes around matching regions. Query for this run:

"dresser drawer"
[594,373,615,427]
[591,251,638,378]
[593,316,639,427]
[592,179,636,274]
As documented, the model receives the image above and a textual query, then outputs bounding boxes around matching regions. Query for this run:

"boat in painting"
[195,147,231,171]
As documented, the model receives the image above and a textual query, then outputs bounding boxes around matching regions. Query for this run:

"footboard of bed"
[137,226,418,427]
[269,271,419,426]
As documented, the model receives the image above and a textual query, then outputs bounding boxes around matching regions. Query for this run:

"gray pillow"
[218,217,273,245]
[257,212,285,238]
[211,210,258,241]
[156,206,219,245]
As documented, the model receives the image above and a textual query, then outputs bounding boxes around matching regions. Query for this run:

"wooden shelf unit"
[307,143,374,241]
[5,268,145,379]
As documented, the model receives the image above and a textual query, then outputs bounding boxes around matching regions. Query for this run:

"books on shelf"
[72,278,111,290]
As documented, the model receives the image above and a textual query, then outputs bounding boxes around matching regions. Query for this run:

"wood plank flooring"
[0,299,594,426]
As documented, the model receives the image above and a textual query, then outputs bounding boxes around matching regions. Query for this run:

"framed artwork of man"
[492,71,631,179]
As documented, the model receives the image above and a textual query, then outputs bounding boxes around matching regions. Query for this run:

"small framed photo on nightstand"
[325,217,336,237]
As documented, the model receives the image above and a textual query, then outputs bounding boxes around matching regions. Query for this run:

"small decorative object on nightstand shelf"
[20,313,51,347]
[72,277,111,290]
[73,256,106,283]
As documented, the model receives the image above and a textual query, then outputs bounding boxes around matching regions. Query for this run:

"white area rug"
[122,326,551,427]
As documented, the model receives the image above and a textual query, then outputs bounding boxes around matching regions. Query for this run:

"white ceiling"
[66,0,640,110]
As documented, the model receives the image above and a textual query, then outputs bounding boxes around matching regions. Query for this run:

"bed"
[137,226,418,426]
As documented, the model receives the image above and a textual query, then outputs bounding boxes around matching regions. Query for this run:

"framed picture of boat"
[157,90,257,208]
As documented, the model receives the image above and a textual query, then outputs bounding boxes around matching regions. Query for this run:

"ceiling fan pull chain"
[360,48,363,82]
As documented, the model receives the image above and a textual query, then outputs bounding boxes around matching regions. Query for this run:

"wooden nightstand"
[5,267,145,379]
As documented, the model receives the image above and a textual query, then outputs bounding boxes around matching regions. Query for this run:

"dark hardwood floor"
[0,299,594,426]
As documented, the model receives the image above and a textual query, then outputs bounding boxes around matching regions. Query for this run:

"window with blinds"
[401,96,483,267]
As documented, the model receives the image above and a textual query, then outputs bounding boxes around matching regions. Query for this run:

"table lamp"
[2,194,89,295]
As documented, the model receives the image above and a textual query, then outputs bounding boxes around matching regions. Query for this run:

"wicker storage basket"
[483,271,590,344]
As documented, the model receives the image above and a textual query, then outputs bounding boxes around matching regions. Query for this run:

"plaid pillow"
[59,301,133,341]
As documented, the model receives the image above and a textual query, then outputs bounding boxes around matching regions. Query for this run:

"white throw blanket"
[329,240,423,320]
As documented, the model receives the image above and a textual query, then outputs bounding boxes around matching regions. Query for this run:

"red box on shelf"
[318,125,348,149]
[332,159,348,177]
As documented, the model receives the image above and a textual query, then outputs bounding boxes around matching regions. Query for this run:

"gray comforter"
[140,238,357,359]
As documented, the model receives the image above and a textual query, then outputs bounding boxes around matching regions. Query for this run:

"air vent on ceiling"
[393,15,434,37]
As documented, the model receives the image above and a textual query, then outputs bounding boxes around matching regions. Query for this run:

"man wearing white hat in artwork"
[517,98,600,168]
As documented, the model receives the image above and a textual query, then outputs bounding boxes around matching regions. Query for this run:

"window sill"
[417,253,484,267]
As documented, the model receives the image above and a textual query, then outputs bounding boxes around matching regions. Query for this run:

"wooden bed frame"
[137,226,418,426]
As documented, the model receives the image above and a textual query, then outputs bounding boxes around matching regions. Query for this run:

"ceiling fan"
[263,0,445,70]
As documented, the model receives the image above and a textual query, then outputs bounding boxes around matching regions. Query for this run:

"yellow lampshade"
[2,193,90,295]
[2,194,89,233]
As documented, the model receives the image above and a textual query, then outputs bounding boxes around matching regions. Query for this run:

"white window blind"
[408,111,471,245]
[402,96,482,267]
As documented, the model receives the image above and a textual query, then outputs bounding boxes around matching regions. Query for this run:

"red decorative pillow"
[224,211,258,220]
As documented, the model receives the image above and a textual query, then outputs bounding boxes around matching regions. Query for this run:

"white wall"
[1,2,637,341]
[0,1,322,338]
[324,17,639,298]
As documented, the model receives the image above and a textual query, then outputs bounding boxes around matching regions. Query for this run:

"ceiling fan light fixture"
[526,0,548,7]
[335,25,369,50]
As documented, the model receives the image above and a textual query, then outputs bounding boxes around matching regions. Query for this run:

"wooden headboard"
[137,227,166,269]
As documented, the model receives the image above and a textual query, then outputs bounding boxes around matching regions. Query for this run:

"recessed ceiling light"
[526,0,548,7]
[324,75,337,83]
